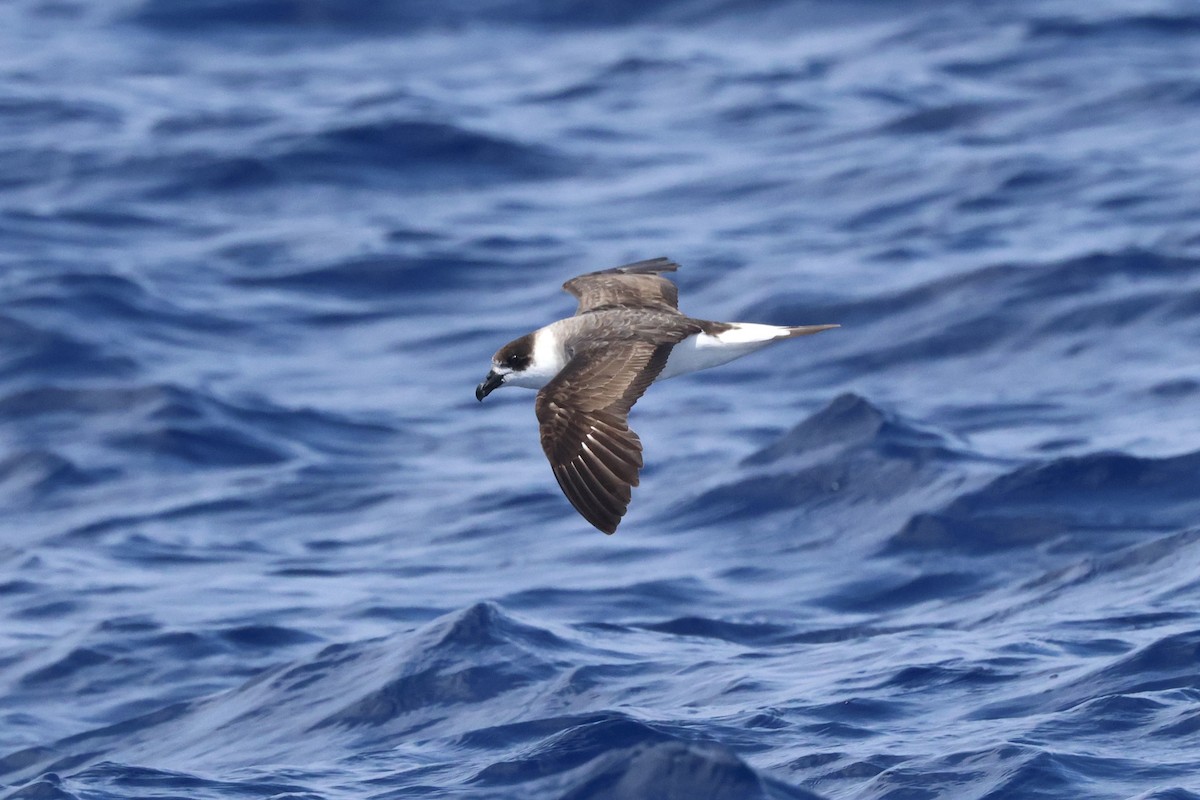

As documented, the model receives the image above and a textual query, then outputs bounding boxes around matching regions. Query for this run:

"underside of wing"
[562,257,681,315]
[534,340,673,533]
[542,408,644,534]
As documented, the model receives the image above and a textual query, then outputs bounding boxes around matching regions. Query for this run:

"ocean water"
[3,0,1200,798]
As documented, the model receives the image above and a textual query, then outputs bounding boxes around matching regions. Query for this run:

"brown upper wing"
[534,339,674,534]
[562,257,681,315]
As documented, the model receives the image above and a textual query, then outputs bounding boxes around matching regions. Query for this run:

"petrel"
[475,258,837,534]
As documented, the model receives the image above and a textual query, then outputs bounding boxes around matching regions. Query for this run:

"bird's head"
[476,333,535,401]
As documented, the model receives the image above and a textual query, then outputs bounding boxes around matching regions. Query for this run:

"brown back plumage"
[562,257,681,315]
[534,310,699,533]
[487,258,837,533]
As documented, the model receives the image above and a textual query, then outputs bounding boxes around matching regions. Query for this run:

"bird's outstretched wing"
[562,257,681,315]
[534,338,673,533]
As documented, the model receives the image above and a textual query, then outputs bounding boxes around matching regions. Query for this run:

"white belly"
[659,324,789,381]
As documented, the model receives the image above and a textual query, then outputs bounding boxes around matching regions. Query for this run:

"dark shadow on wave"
[268,120,570,185]
[819,570,985,614]
[3,775,82,800]
[879,100,1015,136]
[0,313,137,383]
[0,602,825,798]
[3,762,310,800]
[559,739,822,800]
[674,393,972,525]
[887,450,1200,555]
[744,392,960,467]
[473,712,823,798]
[128,0,762,30]
[1026,12,1200,40]
[472,714,676,786]
[134,121,570,199]
[971,624,1200,722]
[3,381,399,482]
[0,451,111,507]
[634,616,790,645]
[0,602,568,784]
[231,252,484,300]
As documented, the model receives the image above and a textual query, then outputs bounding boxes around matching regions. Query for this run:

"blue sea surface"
[3,1,1200,798]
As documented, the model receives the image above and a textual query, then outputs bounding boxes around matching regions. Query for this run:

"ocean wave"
[0,314,137,383]
[0,451,106,508]
[1026,12,1200,40]
[973,627,1200,722]
[7,0,1200,797]
[113,119,568,200]
[557,739,818,800]
[231,252,485,300]
[675,393,971,527]
[888,450,1200,555]
[128,0,741,31]
[0,602,828,797]
[268,120,570,185]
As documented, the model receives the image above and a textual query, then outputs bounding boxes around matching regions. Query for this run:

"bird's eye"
[506,355,520,367]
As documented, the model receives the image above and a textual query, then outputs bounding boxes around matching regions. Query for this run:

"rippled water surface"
[4,1,1200,798]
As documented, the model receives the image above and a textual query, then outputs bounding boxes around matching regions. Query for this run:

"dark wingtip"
[611,257,679,275]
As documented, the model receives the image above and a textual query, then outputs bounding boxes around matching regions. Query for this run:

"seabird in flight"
[476,258,837,533]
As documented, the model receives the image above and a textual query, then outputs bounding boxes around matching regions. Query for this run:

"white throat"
[504,325,568,390]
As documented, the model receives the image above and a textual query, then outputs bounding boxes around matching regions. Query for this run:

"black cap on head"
[494,333,534,372]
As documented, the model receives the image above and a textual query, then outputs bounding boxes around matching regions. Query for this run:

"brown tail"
[783,324,840,338]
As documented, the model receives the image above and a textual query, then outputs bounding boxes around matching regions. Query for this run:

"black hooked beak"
[476,370,504,401]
